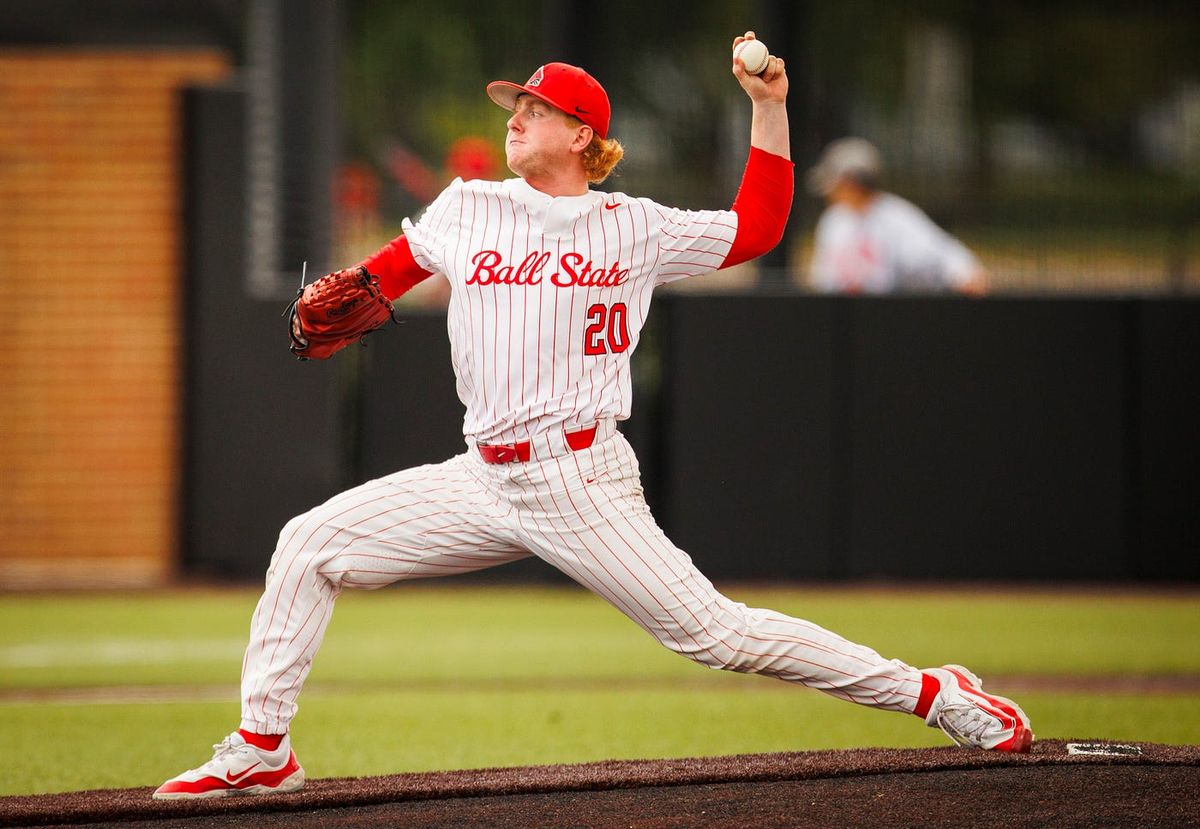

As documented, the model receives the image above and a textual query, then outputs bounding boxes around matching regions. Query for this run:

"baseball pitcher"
[156,33,1030,800]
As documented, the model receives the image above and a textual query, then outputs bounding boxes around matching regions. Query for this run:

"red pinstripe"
[532,442,692,648]
[514,196,527,415]
[514,459,655,632]
[615,496,903,670]
[242,456,528,730]
[548,229,561,416]
[597,445,918,704]
[555,440,911,701]
[551,448,707,654]
[252,489,399,677]
[533,221,545,416]
[492,431,679,639]
[267,598,334,721]
[543,454,692,654]
[616,498,861,667]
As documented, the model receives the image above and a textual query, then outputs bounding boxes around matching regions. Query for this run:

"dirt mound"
[3,740,1197,828]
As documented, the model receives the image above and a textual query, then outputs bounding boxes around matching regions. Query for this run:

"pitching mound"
[3,740,1197,828]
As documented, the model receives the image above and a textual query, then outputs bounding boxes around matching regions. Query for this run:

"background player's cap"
[805,137,884,195]
[487,63,611,139]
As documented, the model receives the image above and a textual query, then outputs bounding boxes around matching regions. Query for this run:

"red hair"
[581,134,624,184]
[566,114,623,184]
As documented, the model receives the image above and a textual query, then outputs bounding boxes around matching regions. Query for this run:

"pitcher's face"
[504,95,589,179]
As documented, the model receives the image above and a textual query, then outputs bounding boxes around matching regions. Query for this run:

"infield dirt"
[2,739,1197,828]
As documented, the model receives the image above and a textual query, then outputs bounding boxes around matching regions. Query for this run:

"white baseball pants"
[240,427,924,734]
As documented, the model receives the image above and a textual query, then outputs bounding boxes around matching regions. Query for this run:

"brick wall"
[0,50,230,588]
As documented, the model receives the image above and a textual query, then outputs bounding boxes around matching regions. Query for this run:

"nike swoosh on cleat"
[225,762,261,783]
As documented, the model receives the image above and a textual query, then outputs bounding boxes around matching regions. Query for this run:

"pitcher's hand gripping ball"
[286,266,398,360]
[733,37,770,75]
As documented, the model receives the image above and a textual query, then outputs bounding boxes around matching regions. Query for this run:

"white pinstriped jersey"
[401,177,739,444]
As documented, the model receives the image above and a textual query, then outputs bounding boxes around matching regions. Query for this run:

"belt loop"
[594,418,616,444]
[529,428,566,461]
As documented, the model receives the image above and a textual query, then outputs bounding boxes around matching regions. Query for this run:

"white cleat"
[153,732,304,800]
[923,665,1033,753]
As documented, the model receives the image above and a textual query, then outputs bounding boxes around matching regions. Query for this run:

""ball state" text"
[466,250,630,288]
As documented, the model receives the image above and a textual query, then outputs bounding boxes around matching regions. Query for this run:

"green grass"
[1,585,1198,796]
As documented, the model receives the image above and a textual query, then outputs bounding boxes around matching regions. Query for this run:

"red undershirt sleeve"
[721,146,795,269]
[357,235,434,300]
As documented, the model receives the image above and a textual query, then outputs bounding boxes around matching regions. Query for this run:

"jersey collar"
[504,178,607,238]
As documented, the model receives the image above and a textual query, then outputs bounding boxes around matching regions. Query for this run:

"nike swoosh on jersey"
[604,201,620,210]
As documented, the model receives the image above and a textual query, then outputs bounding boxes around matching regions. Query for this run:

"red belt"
[477,425,599,465]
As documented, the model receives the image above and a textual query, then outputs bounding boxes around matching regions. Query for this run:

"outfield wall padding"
[654,294,1198,581]
[184,287,1200,581]
[841,297,1128,580]
[182,85,343,579]
[655,295,840,580]
[1133,300,1200,579]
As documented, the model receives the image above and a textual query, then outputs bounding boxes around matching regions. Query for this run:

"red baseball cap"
[486,62,611,139]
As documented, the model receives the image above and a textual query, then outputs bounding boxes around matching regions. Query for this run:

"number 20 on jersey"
[584,302,631,355]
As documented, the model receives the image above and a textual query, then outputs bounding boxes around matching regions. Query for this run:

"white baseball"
[734,38,770,75]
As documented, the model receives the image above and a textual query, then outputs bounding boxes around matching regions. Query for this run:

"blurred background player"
[806,137,989,295]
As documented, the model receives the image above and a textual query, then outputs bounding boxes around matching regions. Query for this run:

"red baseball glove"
[286,266,398,360]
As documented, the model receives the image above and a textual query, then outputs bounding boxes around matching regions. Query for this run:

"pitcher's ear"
[571,124,594,154]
